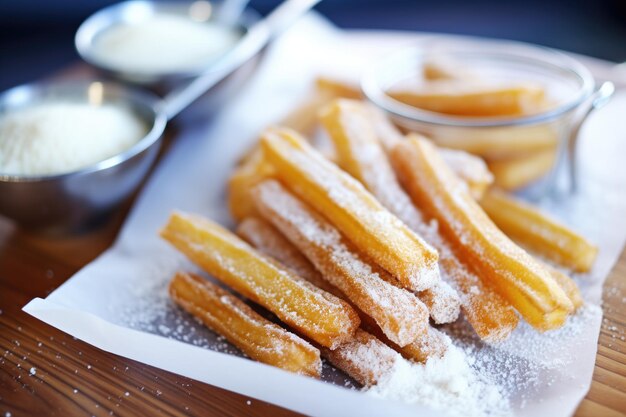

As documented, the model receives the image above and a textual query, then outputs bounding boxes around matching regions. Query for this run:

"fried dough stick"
[236,216,337,295]
[322,329,399,387]
[487,149,556,190]
[480,189,597,272]
[545,265,584,310]
[361,102,494,199]
[260,127,440,292]
[161,212,360,348]
[228,148,275,221]
[253,180,429,347]
[170,272,322,377]
[388,81,545,117]
[391,136,573,331]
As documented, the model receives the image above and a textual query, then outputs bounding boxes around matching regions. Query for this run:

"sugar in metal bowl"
[0,81,166,233]
[0,0,320,234]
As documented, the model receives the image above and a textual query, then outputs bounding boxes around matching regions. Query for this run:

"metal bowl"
[75,0,259,86]
[0,81,166,234]
[75,0,264,124]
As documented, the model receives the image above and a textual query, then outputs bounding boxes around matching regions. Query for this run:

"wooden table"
[1,207,624,417]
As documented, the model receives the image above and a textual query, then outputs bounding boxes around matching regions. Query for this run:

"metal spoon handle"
[160,0,321,120]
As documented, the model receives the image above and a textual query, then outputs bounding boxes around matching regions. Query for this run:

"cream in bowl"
[90,14,241,75]
[0,101,146,176]
[75,1,247,83]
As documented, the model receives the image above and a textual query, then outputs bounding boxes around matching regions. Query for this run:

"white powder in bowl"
[0,102,147,176]
[92,15,241,74]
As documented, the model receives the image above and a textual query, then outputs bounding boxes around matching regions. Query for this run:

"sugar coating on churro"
[439,148,493,186]
[161,212,360,349]
[399,326,451,363]
[236,216,330,290]
[322,329,400,387]
[415,218,519,342]
[320,102,462,324]
[170,272,322,377]
[417,281,462,325]
[261,128,441,292]
[253,180,430,347]
[480,189,597,272]
[320,100,426,233]
[392,137,572,331]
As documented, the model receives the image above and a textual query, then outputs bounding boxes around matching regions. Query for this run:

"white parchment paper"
[23,14,626,417]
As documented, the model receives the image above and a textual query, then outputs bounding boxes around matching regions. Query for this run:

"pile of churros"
[159,75,597,386]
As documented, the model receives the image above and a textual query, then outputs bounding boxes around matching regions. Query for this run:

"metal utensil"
[0,0,321,233]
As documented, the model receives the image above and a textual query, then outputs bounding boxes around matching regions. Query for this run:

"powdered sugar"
[367,343,510,417]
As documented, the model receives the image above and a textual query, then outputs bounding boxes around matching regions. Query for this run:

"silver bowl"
[74,0,264,123]
[0,81,166,234]
[75,0,257,85]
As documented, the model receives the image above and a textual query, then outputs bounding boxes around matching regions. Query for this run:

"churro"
[439,148,493,199]
[320,99,493,200]
[429,124,558,160]
[388,81,545,117]
[362,319,450,363]
[322,329,399,387]
[391,136,573,331]
[319,99,426,232]
[487,148,556,190]
[170,272,322,377]
[423,59,475,81]
[236,216,337,295]
[415,281,460,325]
[228,148,275,221]
[480,189,597,272]
[545,265,584,310]
[253,180,430,347]
[161,212,360,348]
[260,127,440,292]
[315,76,362,100]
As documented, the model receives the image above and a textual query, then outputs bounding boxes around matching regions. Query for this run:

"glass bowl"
[362,37,612,198]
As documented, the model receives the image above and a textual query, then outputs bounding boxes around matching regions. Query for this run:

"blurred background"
[1,0,625,91]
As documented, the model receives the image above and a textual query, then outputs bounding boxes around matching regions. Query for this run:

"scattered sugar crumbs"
[366,303,601,417]
[115,271,240,357]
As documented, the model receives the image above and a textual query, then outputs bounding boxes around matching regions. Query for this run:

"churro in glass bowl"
[361,37,613,197]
